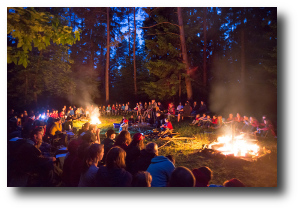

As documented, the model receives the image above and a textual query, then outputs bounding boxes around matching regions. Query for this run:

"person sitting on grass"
[78,144,104,187]
[145,114,154,126]
[192,166,212,187]
[190,114,201,126]
[119,119,129,133]
[126,133,144,174]
[197,113,207,126]
[132,171,152,187]
[114,130,131,151]
[146,153,175,187]
[131,142,158,175]
[255,119,277,138]
[211,115,218,128]
[128,115,135,126]
[160,118,173,137]
[169,166,196,187]
[101,129,116,165]
[95,146,132,187]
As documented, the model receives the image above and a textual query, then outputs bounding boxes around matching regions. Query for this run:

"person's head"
[203,113,206,117]
[169,166,196,187]
[212,115,217,120]
[130,115,134,118]
[56,118,61,124]
[237,113,240,118]
[229,113,233,118]
[106,146,126,170]
[130,133,144,149]
[82,144,104,172]
[243,116,248,121]
[115,130,131,147]
[223,178,245,187]
[185,102,188,106]
[166,155,175,165]
[132,171,152,187]
[196,114,200,118]
[147,114,151,118]
[165,118,169,122]
[201,101,204,105]
[89,124,97,133]
[145,142,158,156]
[20,113,24,118]
[67,140,80,156]
[30,128,44,149]
[192,166,212,187]
[207,115,211,119]
[82,133,95,145]
[82,122,90,131]
[106,129,116,139]
[156,112,161,117]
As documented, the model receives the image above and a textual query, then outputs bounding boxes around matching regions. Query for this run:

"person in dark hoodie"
[95,146,132,187]
[146,151,175,187]
[125,133,144,174]
[131,142,158,175]
[101,129,116,164]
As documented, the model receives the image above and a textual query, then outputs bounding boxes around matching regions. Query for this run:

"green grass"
[72,115,277,187]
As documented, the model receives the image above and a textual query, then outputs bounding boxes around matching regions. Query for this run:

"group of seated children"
[190,112,276,138]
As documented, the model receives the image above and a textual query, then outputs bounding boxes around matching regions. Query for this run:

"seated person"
[101,129,116,165]
[169,166,195,187]
[197,113,207,126]
[225,113,234,124]
[178,102,191,122]
[119,120,129,133]
[160,118,173,136]
[146,153,175,187]
[154,112,165,129]
[128,115,135,126]
[190,114,201,126]
[120,116,127,124]
[145,114,154,125]
[211,115,218,128]
[8,128,56,187]
[255,119,276,138]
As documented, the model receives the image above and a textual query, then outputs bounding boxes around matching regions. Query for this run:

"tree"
[177,7,193,101]
[7,7,80,68]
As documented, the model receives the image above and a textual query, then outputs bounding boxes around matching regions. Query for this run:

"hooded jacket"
[147,156,175,187]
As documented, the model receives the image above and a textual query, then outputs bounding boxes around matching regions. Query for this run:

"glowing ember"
[208,134,259,157]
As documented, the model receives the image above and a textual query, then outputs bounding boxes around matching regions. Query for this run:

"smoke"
[66,66,100,109]
[209,55,277,120]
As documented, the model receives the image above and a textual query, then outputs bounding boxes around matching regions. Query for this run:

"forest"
[7,7,277,121]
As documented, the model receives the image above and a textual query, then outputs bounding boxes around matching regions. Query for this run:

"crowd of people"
[7,99,276,187]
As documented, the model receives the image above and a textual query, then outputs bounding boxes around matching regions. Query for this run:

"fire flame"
[89,106,101,125]
[208,134,259,157]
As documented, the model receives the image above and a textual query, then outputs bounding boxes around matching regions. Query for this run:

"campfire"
[89,107,101,125]
[208,133,260,159]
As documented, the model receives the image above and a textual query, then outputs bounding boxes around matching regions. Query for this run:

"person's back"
[147,156,175,187]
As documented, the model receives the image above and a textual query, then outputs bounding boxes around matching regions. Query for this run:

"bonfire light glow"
[89,107,101,125]
[208,134,259,157]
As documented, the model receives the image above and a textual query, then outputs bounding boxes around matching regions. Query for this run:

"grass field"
[72,114,277,187]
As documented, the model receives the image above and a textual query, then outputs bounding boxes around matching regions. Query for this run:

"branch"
[140,22,179,29]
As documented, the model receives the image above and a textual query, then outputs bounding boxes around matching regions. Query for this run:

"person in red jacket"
[160,118,173,137]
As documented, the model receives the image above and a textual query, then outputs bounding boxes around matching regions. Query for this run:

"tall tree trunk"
[105,7,110,103]
[241,29,245,85]
[177,7,193,101]
[203,8,207,87]
[178,73,182,100]
[133,7,137,97]
[128,8,131,62]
